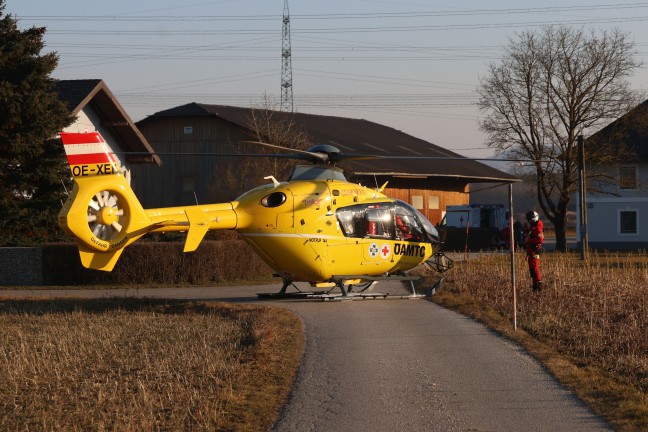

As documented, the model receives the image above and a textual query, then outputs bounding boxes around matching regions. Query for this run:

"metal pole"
[578,135,588,260]
[509,183,516,331]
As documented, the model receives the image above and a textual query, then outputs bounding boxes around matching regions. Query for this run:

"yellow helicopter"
[57,131,452,299]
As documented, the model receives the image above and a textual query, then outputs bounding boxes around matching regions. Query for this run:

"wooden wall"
[383,184,469,225]
[132,116,252,207]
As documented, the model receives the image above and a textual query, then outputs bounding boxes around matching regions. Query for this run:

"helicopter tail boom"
[58,132,238,271]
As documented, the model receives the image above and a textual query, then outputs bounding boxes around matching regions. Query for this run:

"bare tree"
[478,26,641,250]
[211,96,311,200]
[246,95,311,178]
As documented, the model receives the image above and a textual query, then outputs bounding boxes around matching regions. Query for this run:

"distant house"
[55,79,160,170]
[583,99,648,250]
[134,103,518,224]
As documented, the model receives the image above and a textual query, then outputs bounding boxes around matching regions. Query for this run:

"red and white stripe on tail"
[59,132,122,178]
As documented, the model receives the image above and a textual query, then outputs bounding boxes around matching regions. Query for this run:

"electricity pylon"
[280,0,293,112]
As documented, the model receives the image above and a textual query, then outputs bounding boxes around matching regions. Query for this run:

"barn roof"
[140,102,519,183]
[587,99,648,160]
[55,79,160,165]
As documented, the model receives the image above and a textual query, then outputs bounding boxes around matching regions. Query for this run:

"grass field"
[0,298,303,431]
[2,250,646,430]
[429,250,647,432]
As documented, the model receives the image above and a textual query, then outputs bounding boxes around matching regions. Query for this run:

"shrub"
[42,240,274,285]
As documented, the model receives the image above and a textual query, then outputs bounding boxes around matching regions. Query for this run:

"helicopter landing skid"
[256,291,328,299]
[257,274,437,301]
[305,274,425,301]
[309,292,426,301]
[256,277,329,299]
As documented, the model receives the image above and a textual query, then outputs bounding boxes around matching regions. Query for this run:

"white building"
[55,79,160,169]
[581,100,648,250]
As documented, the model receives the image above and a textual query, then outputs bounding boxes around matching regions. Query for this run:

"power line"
[19,3,648,21]
[45,16,648,35]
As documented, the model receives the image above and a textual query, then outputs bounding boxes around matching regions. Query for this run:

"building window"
[618,209,638,235]
[184,126,193,135]
[428,195,439,210]
[411,195,424,210]
[619,166,637,190]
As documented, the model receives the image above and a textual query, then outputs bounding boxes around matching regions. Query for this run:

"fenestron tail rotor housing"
[87,190,126,241]
[58,174,151,253]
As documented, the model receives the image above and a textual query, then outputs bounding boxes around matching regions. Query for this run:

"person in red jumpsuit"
[525,211,544,292]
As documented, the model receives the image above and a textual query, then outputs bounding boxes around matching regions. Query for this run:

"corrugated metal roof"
[55,79,160,165]
[140,102,519,182]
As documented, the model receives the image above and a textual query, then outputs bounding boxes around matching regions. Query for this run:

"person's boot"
[533,281,543,293]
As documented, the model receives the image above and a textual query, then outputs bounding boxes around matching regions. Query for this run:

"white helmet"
[526,211,539,223]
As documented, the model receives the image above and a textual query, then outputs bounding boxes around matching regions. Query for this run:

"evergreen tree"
[0,0,74,245]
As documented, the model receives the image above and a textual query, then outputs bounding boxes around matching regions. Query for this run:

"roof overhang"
[56,79,161,165]
[354,171,521,183]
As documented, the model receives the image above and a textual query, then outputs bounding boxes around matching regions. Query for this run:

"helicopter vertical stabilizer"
[60,131,123,179]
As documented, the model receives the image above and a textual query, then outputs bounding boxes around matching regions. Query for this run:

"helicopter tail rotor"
[58,132,153,270]
[58,132,240,271]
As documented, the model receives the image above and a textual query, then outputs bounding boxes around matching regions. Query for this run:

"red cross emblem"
[380,244,391,258]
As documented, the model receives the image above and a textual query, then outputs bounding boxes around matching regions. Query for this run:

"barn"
[133,103,517,225]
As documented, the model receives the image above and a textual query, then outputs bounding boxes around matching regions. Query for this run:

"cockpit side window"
[337,201,439,243]
[365,207,393,239]
[336,204,394,239]
[394,205,425,242]
[336,207,361,237]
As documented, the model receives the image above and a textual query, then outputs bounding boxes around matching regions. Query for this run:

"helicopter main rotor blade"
[115,149,541,164]
[116,151,315,162]
[243,141,329,163]
[331,154,535,163]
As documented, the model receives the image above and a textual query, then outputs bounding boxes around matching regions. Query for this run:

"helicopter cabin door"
[335,202,429,271]
[290,182,332,279]
[237,188,295,275]
[361,205,395,263]
[333,203,395,269]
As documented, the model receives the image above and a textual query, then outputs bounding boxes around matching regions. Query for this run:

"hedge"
[41,240,274,286]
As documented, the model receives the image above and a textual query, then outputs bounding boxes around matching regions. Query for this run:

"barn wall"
[133,116,253,207]
[383,185,469,226]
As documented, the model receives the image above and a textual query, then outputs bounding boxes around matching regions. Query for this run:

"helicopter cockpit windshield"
[336,200,440,243]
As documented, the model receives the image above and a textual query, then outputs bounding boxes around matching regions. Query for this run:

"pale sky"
[8,0,648,158]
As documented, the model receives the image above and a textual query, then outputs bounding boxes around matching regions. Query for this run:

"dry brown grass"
[0,298,303,431]
[430,250,647,431]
